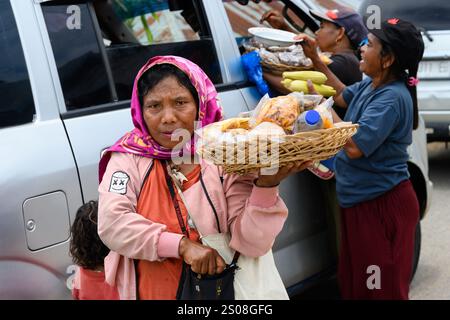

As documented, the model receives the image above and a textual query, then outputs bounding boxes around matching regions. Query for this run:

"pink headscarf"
[99,56,223,182]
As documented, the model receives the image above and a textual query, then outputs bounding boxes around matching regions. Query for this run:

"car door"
[216,0,336,291]
[40,0,253,206]
[0,0,83,299]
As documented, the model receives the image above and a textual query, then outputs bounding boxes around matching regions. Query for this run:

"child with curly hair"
[70,200,119,300]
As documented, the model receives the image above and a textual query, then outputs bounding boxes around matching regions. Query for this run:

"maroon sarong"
[338,180,419,299]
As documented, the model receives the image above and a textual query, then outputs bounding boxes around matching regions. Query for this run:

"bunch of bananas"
[281,71,336,97]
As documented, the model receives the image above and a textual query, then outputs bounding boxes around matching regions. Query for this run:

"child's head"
[70,200,109,270]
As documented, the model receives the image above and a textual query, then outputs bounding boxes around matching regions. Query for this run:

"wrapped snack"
[225,128,249,136]
[286,92,322,113]
[197,122,222,151]
[267,45,289,52]
[238,111,253,118]
[242,38,264,51]
[302,95,324,110]
[197,122,248,152]
[251,95,300,133]
[314,97,334,129]
[249,122,286,145]
[278,52,306,67]
[280,46,313,66]
[286,44,298,52]
[249,122,286,136]
[219,117,250,132]
[258,48,280,64]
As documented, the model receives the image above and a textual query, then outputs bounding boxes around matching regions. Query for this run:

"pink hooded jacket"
[98,153,289,300]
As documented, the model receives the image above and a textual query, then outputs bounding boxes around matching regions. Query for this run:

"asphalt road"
[295,142,450,300]
[409,142,450,300]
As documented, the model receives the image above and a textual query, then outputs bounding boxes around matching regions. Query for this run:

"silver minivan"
[0,0,432,299]
[359,0,450,142]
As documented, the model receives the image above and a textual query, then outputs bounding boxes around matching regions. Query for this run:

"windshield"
[359,0,450,31]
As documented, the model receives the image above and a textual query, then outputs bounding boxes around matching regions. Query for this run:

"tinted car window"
[359,0,450,31]
[107,0,201,45]
[93,0,222,101]
[42,2,113,110]
[0,1,35,128]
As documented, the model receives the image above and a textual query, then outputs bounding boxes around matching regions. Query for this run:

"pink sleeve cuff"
[249,185,279,208]
[157,232,184,259]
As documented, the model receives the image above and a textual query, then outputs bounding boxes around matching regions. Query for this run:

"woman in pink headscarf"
[97,56,310,300]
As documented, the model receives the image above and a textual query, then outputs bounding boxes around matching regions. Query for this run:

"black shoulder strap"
[199,172,221,234]
[139,161,154,191]
[218,167,224,185]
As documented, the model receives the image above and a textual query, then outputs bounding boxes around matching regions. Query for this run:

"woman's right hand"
[295,34,320,61]
[260,10,289,31]
[179,237,226,275]
[255,160,313,187]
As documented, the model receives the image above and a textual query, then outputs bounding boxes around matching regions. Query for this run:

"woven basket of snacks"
[260,60,314,74]
[197,94,358,175]
[242,38,332,75]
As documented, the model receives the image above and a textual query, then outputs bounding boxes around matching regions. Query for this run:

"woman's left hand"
[255,161,313,187]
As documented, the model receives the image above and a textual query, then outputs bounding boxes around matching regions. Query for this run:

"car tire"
[411,221,421,282]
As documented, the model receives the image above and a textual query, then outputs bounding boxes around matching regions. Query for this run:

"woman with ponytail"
[300,19,425,299]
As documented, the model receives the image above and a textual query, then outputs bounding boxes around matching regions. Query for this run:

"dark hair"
[379,40,419,130]
[69,200,109,270]
[138,63,199,109]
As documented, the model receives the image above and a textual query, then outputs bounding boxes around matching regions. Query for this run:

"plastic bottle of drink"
[294,110,323,132]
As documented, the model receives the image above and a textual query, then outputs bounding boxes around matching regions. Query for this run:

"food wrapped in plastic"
[289,45,308,57]
[242,37,264,51]
[314,97,335,129]
[267,45,291,52]
[238,110,253,118]
[278,52,312,67]
[302,95,324,110]
[245,36,333,69]
[286,44,298,52]
[196,122,221,148]
[250,94,301,133]
[219,117,250,131]
[249,122,285,136]
[197,120,248,152]
[258,48,280,64]
[248,122,286,145]
[220,129,249,144]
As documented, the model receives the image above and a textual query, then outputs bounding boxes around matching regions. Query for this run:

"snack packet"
[314,97,334,129]
[287,92,323,111]
[249,94,300,133]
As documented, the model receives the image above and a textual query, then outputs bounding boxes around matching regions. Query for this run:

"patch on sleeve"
[109,171,130,195]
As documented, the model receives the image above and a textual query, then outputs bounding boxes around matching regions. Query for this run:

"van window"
[42,2,113,111]
[359,0,450,31]
[222,0,307,47]
[0,1,36,128]
[94,0,223,101]
[104,0,201,45]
